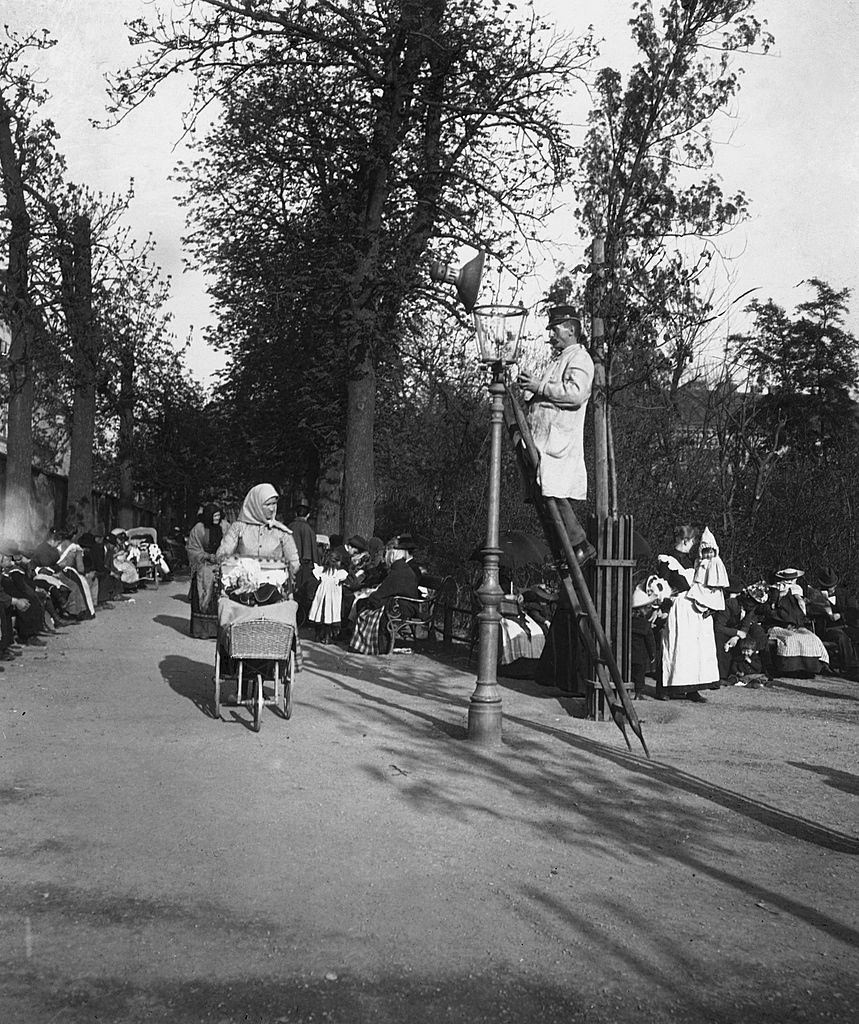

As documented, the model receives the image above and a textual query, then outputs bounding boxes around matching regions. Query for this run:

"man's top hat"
[817,568,839,590]
[547,305,582,329]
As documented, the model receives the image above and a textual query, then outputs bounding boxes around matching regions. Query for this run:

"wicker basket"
[225,619,295,660]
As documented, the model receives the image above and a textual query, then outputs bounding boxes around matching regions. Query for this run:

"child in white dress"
[308,550,348,643]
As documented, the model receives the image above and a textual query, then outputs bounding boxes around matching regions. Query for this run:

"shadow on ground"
[153,614,193,637]
[159,653,216,718]
[788,761,859,795]
[298,648,859,964]
[769,678,859,702]
[1,952,853,1024]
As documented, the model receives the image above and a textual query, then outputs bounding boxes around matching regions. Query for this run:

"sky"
[3,0,859,383]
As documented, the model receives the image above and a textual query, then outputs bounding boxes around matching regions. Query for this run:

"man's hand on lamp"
[517,371,540,394]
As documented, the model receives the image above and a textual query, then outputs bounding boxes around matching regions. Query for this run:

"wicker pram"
[214,605,299,732]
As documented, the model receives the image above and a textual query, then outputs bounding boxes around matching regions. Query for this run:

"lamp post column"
[468,362,505,745]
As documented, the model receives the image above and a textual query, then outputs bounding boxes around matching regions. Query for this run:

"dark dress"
[1,568,47,640]
[350,559,421,654]
[290,517,320,623]
[188,520,222,639]
[631,614,655,696]
[535,585,585,694]
[712,596,770,680]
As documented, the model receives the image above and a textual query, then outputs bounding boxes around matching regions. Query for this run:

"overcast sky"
[4,0,858,382]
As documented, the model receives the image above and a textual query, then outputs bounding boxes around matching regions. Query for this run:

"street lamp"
[467,303,528,744]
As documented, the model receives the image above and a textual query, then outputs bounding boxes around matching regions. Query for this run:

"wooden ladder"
[503,385,649,757]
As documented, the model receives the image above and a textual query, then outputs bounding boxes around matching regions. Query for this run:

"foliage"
[572,0,773,390]
[729,279,859,450]
[108,0,595,533]
[610,279,859,587]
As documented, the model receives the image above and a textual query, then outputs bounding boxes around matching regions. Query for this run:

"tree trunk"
[590,237,610,519]
[315,447,344,537]
[66,215,97,532]
[117,341,135,528]
[343,354,376,538]
[0,100,36,543]
[589,235,610,516]
[5,352,35,542]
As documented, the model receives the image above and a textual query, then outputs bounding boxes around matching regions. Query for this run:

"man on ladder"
[517,305,596,568]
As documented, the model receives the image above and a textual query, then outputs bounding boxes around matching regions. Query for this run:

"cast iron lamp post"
[468,304,528,744]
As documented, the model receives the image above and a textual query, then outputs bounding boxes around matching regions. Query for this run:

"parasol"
[470,530,551,569]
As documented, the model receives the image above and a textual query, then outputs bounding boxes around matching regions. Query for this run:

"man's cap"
[547,305,582,329]
[346,534,368,552]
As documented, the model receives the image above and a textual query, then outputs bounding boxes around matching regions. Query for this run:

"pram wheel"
[283,649,296,719]
[213,646,222,719]
[252,673,263,732]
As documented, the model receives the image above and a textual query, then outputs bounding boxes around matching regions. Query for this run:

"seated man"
[0,547,48,646]
[806,568,859,677]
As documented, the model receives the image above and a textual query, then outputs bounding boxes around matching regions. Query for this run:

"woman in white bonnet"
[656,524,723,702]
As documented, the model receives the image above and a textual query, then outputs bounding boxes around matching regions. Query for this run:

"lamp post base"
[467,699,503,745]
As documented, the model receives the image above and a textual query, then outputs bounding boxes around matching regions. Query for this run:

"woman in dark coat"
[349,543,421,654]
[187,504,223,638]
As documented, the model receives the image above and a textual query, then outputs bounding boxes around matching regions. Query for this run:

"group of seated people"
[187,485,428,654]
[630,523,858,700]
[0,525,167,661]
[713,566,859,683]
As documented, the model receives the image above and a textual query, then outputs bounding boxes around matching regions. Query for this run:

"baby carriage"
[213,559,301,732]
[127,527,169,587]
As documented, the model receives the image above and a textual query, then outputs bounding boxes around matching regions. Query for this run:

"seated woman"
[216,483,300,588]
[764,568,829,677]
[349,541,421,654]
[187,504,223,638]
[714,581,771,684]
[79,532,121,606]
[109,529,140,592]
[30,535,88,622]
[53,531,96,618]
[361,537,388,590]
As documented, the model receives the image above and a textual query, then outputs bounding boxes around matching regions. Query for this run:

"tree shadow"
[313,658,859,860]
[307,659,859,955]
[2,879,853,1023]
[788,762,859,796]
[768,678,859,702]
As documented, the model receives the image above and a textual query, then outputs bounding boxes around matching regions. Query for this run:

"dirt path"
[1,578,857,1023]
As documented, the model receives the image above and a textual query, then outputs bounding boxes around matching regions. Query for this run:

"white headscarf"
[238,483,290,532]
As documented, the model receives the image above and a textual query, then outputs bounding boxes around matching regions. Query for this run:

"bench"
[385,592,437,653]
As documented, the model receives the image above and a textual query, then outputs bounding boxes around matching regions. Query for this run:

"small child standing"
[308,550,348,644]
[631,587,657,700]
